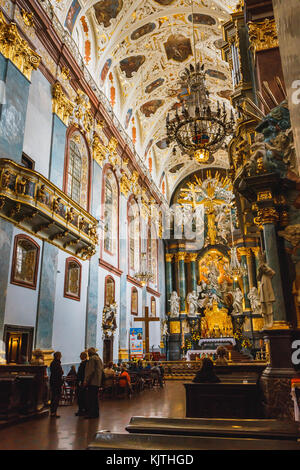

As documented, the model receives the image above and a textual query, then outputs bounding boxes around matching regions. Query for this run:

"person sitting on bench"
[192,358,220,383]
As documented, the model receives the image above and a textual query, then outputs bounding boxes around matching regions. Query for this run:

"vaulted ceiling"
[51,0,238,199]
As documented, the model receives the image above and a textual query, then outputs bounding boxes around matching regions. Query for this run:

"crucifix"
[134,306,159,359]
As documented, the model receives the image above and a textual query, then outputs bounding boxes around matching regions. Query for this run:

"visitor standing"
[75,351,88,416]
[83,347,103,419]
[49,351,64,418]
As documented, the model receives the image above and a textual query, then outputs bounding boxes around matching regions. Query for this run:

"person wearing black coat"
[75,351,88,416]
[49,351,64,418]
[192,357,220,383]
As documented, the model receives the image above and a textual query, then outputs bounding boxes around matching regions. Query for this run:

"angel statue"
[187,290,199,316]
[247,286,262,315]
[169,291,180,317]
[232,287,244,315]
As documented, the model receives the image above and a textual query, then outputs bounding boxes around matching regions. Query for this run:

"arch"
[10,234,40,290]
[104,275,115,306]
[63,125,92,211]
[101,164,119,258]
[64,256,82,301]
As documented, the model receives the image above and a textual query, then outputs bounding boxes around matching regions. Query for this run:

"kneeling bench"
[87,431,300,450]
[125,416,300,440]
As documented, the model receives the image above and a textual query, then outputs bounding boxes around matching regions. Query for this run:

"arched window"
[104,276,115,306]
[11,235,40,290]
[128,199,140,273]
[65,129,90,210]
[103,169,118,255]
[131,287,138,316]
[64,257,82,301]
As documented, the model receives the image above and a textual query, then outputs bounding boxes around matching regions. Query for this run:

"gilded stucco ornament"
[0,10,41,81]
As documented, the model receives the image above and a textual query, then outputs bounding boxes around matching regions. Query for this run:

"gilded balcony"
[0,159,98,259]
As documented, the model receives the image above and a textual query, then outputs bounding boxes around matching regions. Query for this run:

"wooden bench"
[184,382,263,418]
[88,431,300,450]
[125,416,300,440]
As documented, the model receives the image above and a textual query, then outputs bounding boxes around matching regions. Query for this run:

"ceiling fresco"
[52,0,239,200]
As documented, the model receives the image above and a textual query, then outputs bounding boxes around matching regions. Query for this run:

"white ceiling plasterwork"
[50,0,238,199]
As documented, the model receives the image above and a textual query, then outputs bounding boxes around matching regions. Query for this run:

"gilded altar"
[201,300,233,338]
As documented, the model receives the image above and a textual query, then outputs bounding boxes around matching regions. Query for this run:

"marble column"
[35,96,73,352]
[165,253,173,313]
[238,248,251,310]
[189,253,198,293]
[85,160,102,349]
[118,194,128,361]
[262,222,288,325]
[177,252,186,313]
[0,47,39,337]
[273,0,300,169]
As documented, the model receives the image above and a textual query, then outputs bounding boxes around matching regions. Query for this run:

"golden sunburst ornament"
[194,148,210,163]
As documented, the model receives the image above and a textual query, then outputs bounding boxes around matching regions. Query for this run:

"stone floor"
[0,381,186,450]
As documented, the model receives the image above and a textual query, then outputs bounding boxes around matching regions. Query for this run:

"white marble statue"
[187,290,199,316]
[169,291,180,317]
[257,254,275,328]
[232,287,244,315]
[102,302,118,336]
[247,286,262,315]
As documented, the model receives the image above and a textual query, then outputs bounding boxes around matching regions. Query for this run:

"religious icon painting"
[131,287,138,316]
[119,55,146,78]
[64,257,81,301]
[64,0,81,33]
[105,276,115,306]
[151,297,156,317]
[140,100,164,117]
[145,78,164,94]
[164,35,192,63]
[131,23,156,41]
[156,138,169,149]
[188,13,216,26]
[11,235,40,290]
[93,0,123,28]
[206,69,227,81]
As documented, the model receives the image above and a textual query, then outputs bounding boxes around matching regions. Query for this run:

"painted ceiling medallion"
[140,100,164,117]
[93,0,123,28]
[217,90,232,101]
[131,22,156,40]
[119,55,145,78]
[206,69,227,81]
[164,35,192,63]
[156,138,169,149]
[153,0,175,5]
[188,13,216,26]
[145,78,164,94]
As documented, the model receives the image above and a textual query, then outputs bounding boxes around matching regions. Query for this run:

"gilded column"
[176,252,187,313]
[165,253,173,314]
[189,253,198,293]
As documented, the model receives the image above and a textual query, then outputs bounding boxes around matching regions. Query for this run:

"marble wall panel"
[0,61,30,162]
[49,114,67,190]
[0,218,13,336]
[23,70,53,178]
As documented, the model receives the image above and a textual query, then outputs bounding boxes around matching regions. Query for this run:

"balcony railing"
[0,159,98,259]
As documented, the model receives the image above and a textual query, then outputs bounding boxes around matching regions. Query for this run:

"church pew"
[184,382,263,418]
[125,416,300,440]
[87,431,300,450]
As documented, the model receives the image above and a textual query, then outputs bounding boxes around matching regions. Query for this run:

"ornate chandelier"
[166,62,235,161]
[134,253,154,286]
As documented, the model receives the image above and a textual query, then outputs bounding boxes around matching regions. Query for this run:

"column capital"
[251,246,261,257]
[165,253,174,262]
[254,207,279,227]
[52,82,75,126]
[0,11,41,81]
[188,253,198,262]
[175,252,186,262]
[237,246,249,257]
